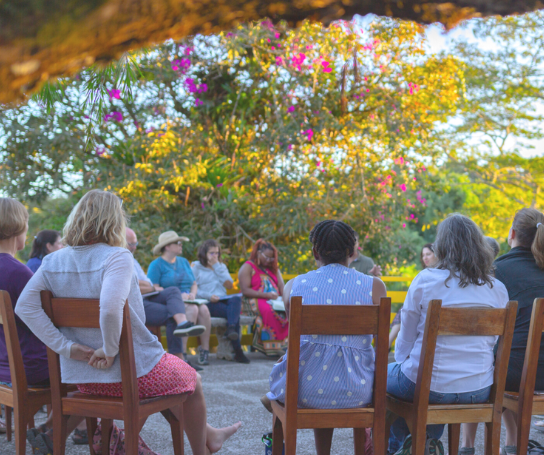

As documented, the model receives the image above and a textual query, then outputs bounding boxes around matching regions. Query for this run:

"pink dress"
[244,261,288,356]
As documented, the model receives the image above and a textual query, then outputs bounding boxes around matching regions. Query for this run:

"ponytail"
[533,222,544,269]
[512,208,544,269]
[29,229,60,259]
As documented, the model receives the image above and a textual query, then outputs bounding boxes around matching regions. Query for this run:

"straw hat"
[152,231,190,255]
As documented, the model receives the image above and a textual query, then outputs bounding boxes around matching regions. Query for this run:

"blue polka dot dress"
[266,264,375,409]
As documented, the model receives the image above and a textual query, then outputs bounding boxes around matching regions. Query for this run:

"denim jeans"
[387,362,491,454]
[207,296,242,350]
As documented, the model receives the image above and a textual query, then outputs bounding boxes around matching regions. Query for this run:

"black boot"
[234,348,250,364]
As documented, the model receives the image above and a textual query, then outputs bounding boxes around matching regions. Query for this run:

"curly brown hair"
[198,239,221,267]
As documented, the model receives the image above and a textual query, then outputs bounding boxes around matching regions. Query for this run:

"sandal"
[502,445,517,455]
[71,427,89,445]
[529,440,544,455]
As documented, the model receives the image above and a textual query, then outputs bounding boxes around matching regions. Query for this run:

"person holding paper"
[126,228,205,369]
[192,240,250,364]
[147,231,212,366]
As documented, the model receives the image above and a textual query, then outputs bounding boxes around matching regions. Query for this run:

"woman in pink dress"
[238,240,288,356]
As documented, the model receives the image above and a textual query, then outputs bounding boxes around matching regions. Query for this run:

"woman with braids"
[238,239,287,356]
[462,208,544,455]
[266,220,387,455]
[26,229,63,272]
[388,214,509,455]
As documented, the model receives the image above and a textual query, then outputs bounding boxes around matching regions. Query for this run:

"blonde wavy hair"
[63,190,127,248]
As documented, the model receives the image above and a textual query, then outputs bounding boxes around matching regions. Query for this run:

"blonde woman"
[15,190,240,454]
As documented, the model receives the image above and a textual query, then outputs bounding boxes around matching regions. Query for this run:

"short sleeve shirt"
[147,257,195,293]
[133,258,152,285]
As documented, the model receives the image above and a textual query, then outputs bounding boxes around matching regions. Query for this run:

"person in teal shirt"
[148,231,212,366]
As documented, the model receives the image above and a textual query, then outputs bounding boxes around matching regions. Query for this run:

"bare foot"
[206,421,242,453]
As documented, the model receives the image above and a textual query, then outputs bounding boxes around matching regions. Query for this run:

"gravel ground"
[2,352,544,454]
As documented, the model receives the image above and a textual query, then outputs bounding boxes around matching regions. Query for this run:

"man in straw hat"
[147,231,212,367]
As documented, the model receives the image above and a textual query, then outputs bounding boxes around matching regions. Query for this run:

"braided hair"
[309,220,356,265]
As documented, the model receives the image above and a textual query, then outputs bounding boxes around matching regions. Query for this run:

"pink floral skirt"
[77,354,197,399]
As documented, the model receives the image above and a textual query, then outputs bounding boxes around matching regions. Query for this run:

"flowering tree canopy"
[1,0,542,104]
[1,14,543,274]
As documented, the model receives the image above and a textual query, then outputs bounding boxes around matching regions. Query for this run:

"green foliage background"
[2,14,543,275]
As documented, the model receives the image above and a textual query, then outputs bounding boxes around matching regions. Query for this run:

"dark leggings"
[505,352,544,392]
[144,287,186,355]
[207,296,242,350]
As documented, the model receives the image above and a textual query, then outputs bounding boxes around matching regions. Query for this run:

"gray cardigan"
[192,261,233,299]
[15,244,165,384]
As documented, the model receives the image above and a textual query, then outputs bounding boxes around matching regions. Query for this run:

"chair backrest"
[40,291,139,413]
[413,299,517,421]
[0,290,29,397]
[516,298,544,411]
[285,296,391,427]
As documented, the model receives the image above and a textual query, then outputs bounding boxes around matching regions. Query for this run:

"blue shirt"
[147,257,195,293]
[26,257,43,273]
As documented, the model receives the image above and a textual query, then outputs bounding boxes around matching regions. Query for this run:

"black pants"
[144,287,186,354]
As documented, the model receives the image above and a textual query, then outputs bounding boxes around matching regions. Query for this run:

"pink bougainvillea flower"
[271,46,275,50]
[287,144,293,150]
[216,183,223,188]
[303,129,314,141]
[201,203,205,209]
[287,105,295,113]
[275,32,280,38]
[104,111,123,122]
[323,66,332,73]
[399,183,407,192]
[195,98,203,107]
[275,56,283,65]
[267,38,271,43]
[184,47,193,56]
[107,89,121,99]
[197,83,208,93]
[394,157,405,165]
[291,53,306,71]
[95,147,105,157]
[226,32,234,37]
[402,223,406,228]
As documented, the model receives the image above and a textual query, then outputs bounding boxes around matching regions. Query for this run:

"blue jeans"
[387,362,491,454]
[207,296,242,350]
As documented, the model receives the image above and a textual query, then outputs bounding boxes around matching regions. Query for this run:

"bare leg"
[173,313,188,324]
[314,428,334,455]
[184,304,199,354]
[198,304,211,351]
[182,374,241,454]
[43,413,85,432]
[461,423,478,448]
[503,409,518,447]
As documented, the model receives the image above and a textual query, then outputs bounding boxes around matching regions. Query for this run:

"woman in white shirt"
[388,213,509,455]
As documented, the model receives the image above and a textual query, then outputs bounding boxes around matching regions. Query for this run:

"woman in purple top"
[0,198,87,450]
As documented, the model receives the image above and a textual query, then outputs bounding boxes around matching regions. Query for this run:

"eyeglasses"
[260,251,275,262]
[208,252,219,256]
[127,242,138,247]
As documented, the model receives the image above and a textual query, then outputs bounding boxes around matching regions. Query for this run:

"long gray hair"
[434,213,494,288]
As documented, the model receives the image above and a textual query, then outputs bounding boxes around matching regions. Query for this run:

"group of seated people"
[0,188,543,455]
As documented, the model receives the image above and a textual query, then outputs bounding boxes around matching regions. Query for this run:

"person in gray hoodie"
[192,240,250,363]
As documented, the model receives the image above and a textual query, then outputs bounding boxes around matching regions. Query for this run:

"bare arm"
[371,277,387,305]
[224,280,234,290]
[276,269,285,296]
[139,280,155,295]
[238,263,277,299]
[283,279,295,321]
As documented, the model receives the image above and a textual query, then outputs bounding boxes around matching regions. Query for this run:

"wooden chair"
[385,299,517,455]
[0,290,52,455]
[271,296,391,455]
[503,298,544,455]
[40,290,188,455]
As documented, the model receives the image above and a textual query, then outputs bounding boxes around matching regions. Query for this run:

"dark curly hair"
[309,220,356,265]
[29,230,60,259]
[434,213,494,288]
[249,239,279,275]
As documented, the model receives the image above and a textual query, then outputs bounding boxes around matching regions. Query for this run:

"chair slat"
[300,304,379,335]
[438,307,507,336]
[46,297,101,328]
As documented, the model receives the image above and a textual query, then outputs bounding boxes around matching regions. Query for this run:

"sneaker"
[27,429,53,455]
[198,347,210,365]
[185,358,203,371]
[393,435,412,455]
[234,349,250,364]
[173,321,206,337]
[225,325,239,341]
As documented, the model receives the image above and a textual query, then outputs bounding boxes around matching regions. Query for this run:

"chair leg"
[284,420,297,455]
[101,418,114,455]
[411,418,427,455]
[5,405,12,442]
[485,421,501,455]
[354,428,367,455]
[124,412,140,455]
[448,424,460,455]
[162,406,184,455]
[86,418,98,455]
[384,411,396,454]
[272,414,284,455]
[517,412,531,455]
[53,414,69,455]
[13,408,27,455]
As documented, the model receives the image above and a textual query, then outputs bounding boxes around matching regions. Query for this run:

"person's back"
[19,243,164,383]
[0,249,49,385]
[396,268,508,391]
